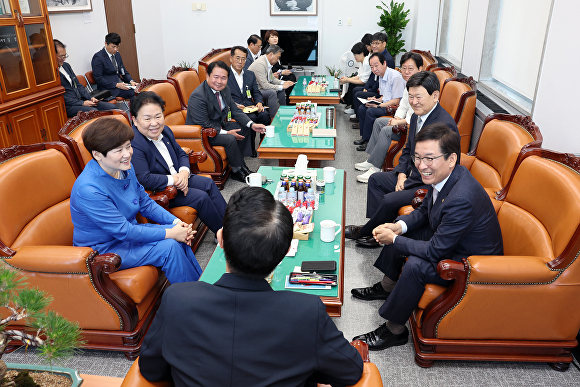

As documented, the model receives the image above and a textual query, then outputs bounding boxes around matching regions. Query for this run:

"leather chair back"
[0,143,79,253]
[197,48,232,82]
[440,77,477,153]
[59,110,131,168]
[168,68,201,107]
[429,66,457,92]
[411,49,436,68]
[136,79,187,125]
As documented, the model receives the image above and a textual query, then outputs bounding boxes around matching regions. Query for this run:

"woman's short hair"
[351,42,369,56]
[82,117,134,158]
[130,91,166,118]
[264,29,279,43]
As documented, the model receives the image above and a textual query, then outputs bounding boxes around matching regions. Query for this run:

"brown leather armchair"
[0,142,168,360]
[166,66,201,107]
[197,47,232,83]
[120,341,383,387]
[440,76,477,154]
[411,49,436,69]
[58,110,209,252]
[429,66,457,92]
[410,148,580,370]
[136,79,231,189]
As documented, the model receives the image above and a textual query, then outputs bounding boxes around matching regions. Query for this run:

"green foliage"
[325,65,343,78]
[178,61,196,69]
[13,371,38,387]
[376,0,411,58]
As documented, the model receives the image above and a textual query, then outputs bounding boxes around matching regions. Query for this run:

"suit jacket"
[243,50,257,70]
[395,165,503,263]
[363,73,379,94]
[91,48,132,96]
[185,81,251,130]
[139,273,363,387]
[59,62,91,107]
[393,103,459,190]
[131,126,188,191]
[248,55,283,91]
[227,69,264,106]
[380,48,396,69]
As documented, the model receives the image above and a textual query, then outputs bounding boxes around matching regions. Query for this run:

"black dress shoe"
[356,144,367,151]
[352,324,409,351]
[353,138,368,146]
[350,117,359,123]
[352,123,360,129]
[241,165,253,175]
[251,150,258,158]
[230,169,247,183]
[345,225,364,240]
[351,282,390,301]
[356,236,380,248]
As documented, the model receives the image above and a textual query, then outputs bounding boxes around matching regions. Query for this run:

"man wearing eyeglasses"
[351,123,503,351]
[346,71,458,247]
[54,39,116,117]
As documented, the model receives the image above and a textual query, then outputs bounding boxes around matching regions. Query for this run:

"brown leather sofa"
[410,148,580,370]
[430,66,457,92]
[120,341,383,387]
[197,47,232,83]
[58,110,209,252]
[440,77,477,154]
[0,142,167,360]
[136,79,231,189]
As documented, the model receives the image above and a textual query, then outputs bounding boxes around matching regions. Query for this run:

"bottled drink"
[303,77,307,87]
[278,187,287,204]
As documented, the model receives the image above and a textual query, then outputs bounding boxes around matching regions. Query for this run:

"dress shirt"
[268,62,284,91]
[394,172,451,241]
[59,66,72,85]
[231,66,244,93]
[394,88,413,124]
[146,133,189,186]
[209,86,254,135]
[358,55,371,83]
[416,103,438,133]
[379,68,405,103]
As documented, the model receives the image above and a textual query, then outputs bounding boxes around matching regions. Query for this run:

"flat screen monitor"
[260,30,318,67]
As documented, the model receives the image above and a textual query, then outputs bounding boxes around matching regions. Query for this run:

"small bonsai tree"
[377,0,411,59]
[0,264,84,386]
[325,65,343,79]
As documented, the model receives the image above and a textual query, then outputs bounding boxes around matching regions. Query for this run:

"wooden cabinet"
[0,0,66,147]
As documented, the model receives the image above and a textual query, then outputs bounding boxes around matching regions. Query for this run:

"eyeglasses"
[57,54,69,59]
[411,154,448,166]
[232,56,246,62]
[370,41,383,46]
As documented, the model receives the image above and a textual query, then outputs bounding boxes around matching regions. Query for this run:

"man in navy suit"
[91,32,138,100]
[54,39,115,117]
[243,34,262,70]
[139,187,363,386]
[345,72,458,248]
[228,46,270,157]
[130,91,226,234]
[185,61,266,182]
[351,124,503,351]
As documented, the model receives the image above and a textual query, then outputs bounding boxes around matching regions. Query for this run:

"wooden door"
[0,115,10,147]
[8,106,44,144]
[38,97,66,141]
[103,0,140,82]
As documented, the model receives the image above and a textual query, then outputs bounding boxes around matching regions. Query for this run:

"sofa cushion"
[109,265,160,304]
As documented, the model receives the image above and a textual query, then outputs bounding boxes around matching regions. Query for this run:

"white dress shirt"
[146,133,190,186]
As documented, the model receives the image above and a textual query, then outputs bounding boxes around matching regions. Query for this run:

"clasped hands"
[167,221,196,246]
[116,80,139,90]
[372,222,402,245]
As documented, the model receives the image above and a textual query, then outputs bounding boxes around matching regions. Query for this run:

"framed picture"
[270,0,317,16]
[47,0,92,14]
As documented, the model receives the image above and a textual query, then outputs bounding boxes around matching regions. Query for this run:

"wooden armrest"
[6,246,95,273]
[411,188,428,209]
[350,340,370,362]
[188,150,208,175]
[385,105,398,116]
[391,124,408,135]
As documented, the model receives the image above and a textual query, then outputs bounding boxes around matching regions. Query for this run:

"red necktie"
[215,91,222,110]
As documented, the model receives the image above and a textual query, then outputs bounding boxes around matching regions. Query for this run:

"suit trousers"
[260,88,282,119]
[365,171,428,219]
[170,175,227,233]
[358,105,388,140]
[353,88,380,117]
[373,226,451,325]
[208,122,250,169]
[246,110,270,152]
[366,118,401,168]
[65,101,116,118]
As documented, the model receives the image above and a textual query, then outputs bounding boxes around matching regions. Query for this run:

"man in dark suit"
[130,91,226,234]
[351,124,503,351]
[371,32,395,69]
[139,187,364,386]
[91,32,138,100]
[54,39,116,117]
[346,71,458,248]
[185,61,266,182]
[243,34,262,70]
[228,46,270,157]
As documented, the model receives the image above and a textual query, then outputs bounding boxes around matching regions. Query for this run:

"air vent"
[476,90,509,114]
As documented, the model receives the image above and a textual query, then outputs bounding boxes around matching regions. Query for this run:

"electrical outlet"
[192,3,206,11]
[338,19,343,26]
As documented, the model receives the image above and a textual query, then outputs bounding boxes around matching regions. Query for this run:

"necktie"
[416,117,423,133]
[432,188,439,205]
[215,91,223,110]
[111,55,119,72]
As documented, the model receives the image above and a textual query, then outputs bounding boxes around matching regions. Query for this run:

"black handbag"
[90,89,111,101]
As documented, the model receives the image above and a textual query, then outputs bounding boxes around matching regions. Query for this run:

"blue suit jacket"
[393,103,459,190]
[243,51,256,70]
[139,273,363,386]
[395,165,503,263]
[227,69,264,106]
[380,48,396,69]
[131,126,188,192]
[91,48,133,96]
[59,62,91,107]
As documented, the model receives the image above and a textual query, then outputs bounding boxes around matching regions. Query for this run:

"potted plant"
[325,65,343,88]
[0,264,84,386]
[177,60,196,70]
[376,0,411,59]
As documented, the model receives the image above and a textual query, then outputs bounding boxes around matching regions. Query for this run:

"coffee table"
[257,106,336,168]
[290,76,341,105]
[200,166,346,317]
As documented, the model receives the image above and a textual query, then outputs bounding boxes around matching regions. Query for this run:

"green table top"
[290,76,339,98]
[200,166,344,297]
[259,106,335,149]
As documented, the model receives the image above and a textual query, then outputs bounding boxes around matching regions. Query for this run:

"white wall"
[460,0,488,79]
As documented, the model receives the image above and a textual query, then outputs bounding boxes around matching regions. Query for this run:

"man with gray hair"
[248,44,294,118]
